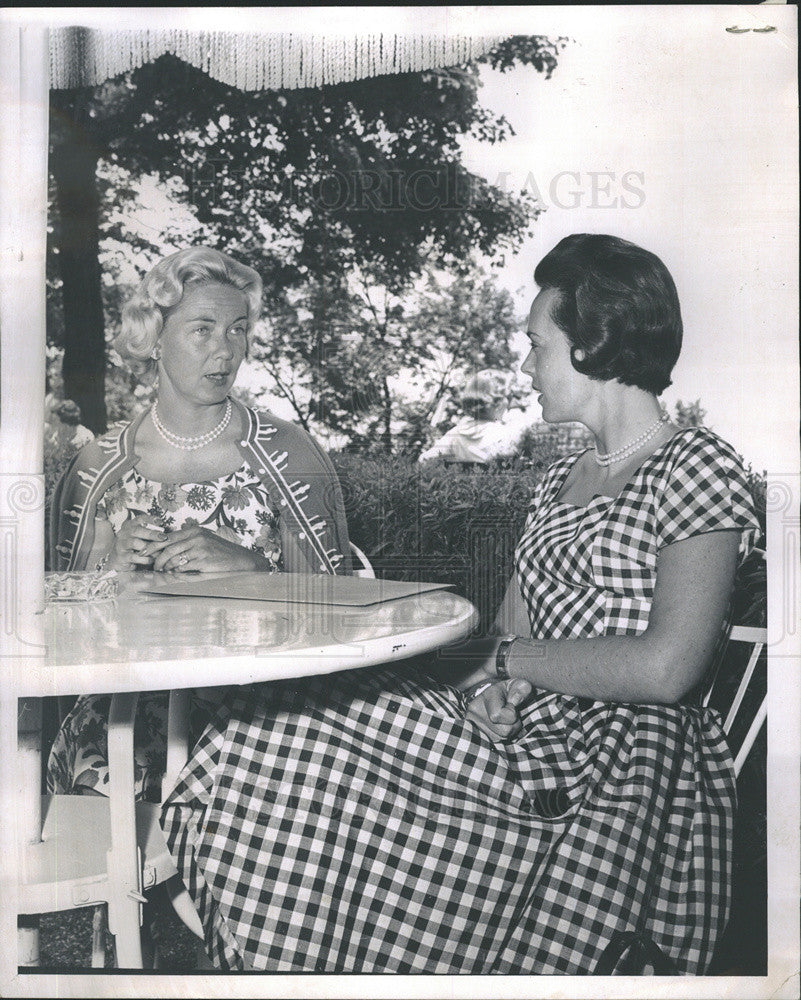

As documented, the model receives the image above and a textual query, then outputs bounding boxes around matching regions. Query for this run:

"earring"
[151,348,161,361]
[573,348,586,362]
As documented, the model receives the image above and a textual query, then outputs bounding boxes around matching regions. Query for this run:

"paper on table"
[143,571,453,607]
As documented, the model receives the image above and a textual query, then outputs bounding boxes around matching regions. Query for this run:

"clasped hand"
[463,676,532,743]
[109,515,260,573]
[153,524,262,573]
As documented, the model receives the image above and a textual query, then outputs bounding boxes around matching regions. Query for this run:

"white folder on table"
[144,572,453,607]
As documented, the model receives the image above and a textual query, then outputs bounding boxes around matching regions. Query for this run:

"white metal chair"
[706,622,767,777]
[20,692,186,968]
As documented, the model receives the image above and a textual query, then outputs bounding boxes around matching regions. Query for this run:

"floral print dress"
[47,461,284,802]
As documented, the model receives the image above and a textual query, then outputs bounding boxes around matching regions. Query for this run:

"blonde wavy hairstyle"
[115,247,263,378]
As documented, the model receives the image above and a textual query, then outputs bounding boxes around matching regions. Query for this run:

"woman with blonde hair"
[48,245,351,800]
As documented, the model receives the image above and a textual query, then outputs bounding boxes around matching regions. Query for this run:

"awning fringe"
[50,28,505,91]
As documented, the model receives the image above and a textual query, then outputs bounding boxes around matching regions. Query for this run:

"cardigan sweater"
[50,400,352,576]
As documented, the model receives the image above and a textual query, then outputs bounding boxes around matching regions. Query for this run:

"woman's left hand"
[464,677,532,742]
[152,525,265,574]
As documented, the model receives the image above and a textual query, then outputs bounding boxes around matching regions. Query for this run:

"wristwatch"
[494,636,517,679]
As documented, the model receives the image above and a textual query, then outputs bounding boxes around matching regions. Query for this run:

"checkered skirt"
[161,427,760,973]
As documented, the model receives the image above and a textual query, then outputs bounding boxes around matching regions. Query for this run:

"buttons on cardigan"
[280,499,288,507]
[258,467,266,474]
[240,440,247,447]
[298,531,306,540]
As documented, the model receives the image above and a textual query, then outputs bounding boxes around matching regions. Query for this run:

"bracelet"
[494,636,517,679]
[465,680,494,706]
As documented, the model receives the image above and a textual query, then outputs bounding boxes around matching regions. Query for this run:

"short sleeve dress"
[47,461,284,801]
[160,426,760,974]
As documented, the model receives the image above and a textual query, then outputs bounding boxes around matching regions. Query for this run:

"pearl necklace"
[594,411,669,467]
[151,397,232,451]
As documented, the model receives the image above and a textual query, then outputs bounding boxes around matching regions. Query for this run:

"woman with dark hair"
[532,232,683,395]
[160,234,759,975]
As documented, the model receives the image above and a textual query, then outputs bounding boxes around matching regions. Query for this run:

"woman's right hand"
[107,515,168,570]
[464,677,532,742]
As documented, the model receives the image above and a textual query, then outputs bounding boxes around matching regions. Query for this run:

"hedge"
[331,454,541,634]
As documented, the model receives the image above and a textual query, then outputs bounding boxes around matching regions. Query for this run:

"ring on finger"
[178,554,189,566]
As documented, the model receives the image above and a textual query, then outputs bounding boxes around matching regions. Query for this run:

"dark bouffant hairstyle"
[533,234,683,394]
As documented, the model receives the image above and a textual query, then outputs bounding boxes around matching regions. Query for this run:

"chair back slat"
[728,624,767,645]
[733,696,767,778]
[723,639,764,736]
[702,549,766,777]
[701,623,730,709]
[164,688,192,803]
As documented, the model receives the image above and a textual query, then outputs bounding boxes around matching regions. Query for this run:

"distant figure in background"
[419,368,518,466]
[44,394,94,455]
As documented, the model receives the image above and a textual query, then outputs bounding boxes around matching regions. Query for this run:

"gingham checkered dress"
[161,427,760,973]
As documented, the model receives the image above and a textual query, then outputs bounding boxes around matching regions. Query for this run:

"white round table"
[18,571,479,966]
[35,571,479,696]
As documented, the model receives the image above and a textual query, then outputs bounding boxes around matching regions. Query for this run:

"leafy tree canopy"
[48,34,567,442]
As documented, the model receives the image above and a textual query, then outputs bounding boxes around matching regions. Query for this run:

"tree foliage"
[251,259,524,453]
[673,398,707,428]
[48,34,568,437]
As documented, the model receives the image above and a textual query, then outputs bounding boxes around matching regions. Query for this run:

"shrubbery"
[332,453,540,633]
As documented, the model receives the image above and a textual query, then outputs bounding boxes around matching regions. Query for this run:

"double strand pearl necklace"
[151,397,232,451]
[594,411,669,467]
